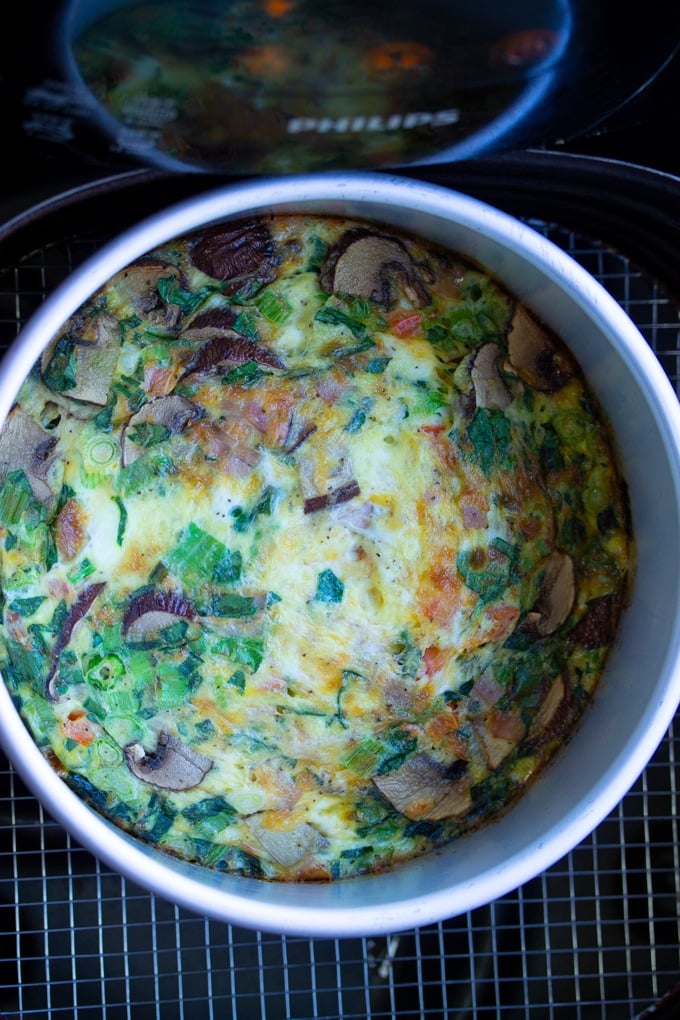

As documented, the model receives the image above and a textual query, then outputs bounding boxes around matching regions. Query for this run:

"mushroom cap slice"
[507,304,576,392]
[470,342,512,410]
[528,672,567,739]
[46,581,106,700]
[179,332,286,379]
[72,314,122,406]
[188,218,275,291]
[122,589,195,640]
[246,813,327,868]
[109,258,185,317]
[0,404,58,506]
[41,313,122,406]
[322,231,430,308]
[178,305,239,342]
[472,717,524,771]
[125,733,213,791]
[373,753,470,820]
[526,550,576,637]
[121,395,200,466]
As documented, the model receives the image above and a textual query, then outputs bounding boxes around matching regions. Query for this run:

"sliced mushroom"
[321,230,430,308]
[451,352,477,419]
[373,754,471,821]
[470,342,512,410]
[125,732,213,791]
[528,672,567,739]
[72,314,123,405]
[472,714,525,770]
[121,395,200,466]
[523,551,576,637]
[179,332,285,380]
[178,305,239,341]
[303,479,361,515]
[0,404,58,506]
[46,582,106,700]
[122,589,195,640]
[507,304,576,392]
[188,218,275,293]
[110,258,185,318]
[41,312,122,406]
[246,812,327,868]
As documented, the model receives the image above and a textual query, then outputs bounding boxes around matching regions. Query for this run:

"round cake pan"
[1,172,679,937]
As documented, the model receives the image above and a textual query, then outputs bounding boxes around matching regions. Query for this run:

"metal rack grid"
[1,217,679,1020]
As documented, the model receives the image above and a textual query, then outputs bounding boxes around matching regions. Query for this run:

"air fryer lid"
[5,0,680,174]
[63,0,572,172]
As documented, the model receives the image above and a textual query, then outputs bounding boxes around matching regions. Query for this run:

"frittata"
[0,215,632,880]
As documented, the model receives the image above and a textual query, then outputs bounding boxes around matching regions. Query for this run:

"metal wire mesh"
[0,217,679,1020]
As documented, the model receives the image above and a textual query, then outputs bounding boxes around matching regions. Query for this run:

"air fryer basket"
[1,152,679,1019]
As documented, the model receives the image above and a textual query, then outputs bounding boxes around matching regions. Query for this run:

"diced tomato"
[429,432,459,472]
[419,644,453,678]
[420,424,446,436]
[483,603,521,643]
[62,710,96,747]
[425,708,459,743]
[419,559,465,627]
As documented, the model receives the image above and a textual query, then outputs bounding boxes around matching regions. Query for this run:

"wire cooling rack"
[0,212,679,1020]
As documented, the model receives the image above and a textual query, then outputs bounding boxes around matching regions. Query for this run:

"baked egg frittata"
[0,215,632,880]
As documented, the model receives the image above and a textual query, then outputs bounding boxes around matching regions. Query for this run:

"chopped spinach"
[457,541,515,603]
[539,422,565,473]
[228,669,246,692]
[214,635,264,673]
[139,793,177,843]
[314,568,345,603]
[222,361,268,386]
[112,496,127,546]
[230,485,275,533]
[457,408,513,477]
[210,593,258,618]
[364,357,391,374]
[166,522,242,589]
[118,452,175,496]
[182,795,236,822]
[126,422,171,449]
[315,304,370,341]
[41,335,77,392]
[7,596,45,617]
[344,405,368,434]
[156,277,213,314]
